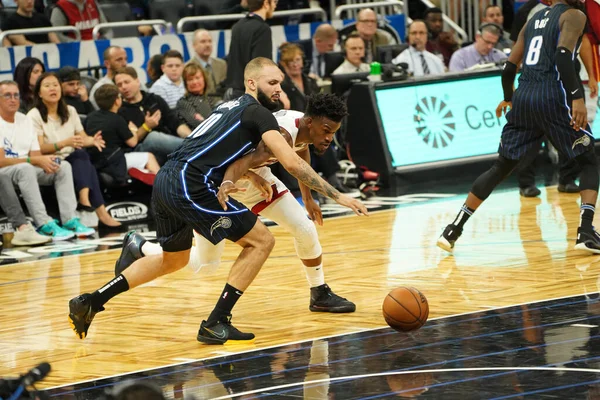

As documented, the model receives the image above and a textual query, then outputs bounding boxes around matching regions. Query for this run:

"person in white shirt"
[332,33,370,75]
[0,80,86,242]
[149,49,185,109]
[392,20,445,77]
[28,72,119,229]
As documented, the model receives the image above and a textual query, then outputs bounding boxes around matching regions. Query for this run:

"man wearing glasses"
[353,8,396,64]
[449,23,508,72]
[0,80,83,243]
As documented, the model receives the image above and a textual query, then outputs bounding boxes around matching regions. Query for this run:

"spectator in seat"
[279,42,319,112]
[89,46,128,110]
[332,33,370,75]
[146,54,163,89]
[1,33,11,47]
[28,72,120,228]
[58,66,93,115]
[482,5,513,51]
[449,23,507,72]
[149,49,185,110]
[13,57,44,113]
[114,66,189,165]
[50,0,111,42]
[192,29,227,99]
[353,8,396,63]
[0,80,92,241]
[392,20,445,77]
[424,7,458,67]
[176,62,215,130]
[2,0,59,46]
[87,84,159,186]
[224,0,277,100]
[309,23,338,79]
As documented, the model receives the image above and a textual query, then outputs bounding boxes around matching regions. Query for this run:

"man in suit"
[192,29,227,98]
[309,23,338,79]
[392,20,445,77]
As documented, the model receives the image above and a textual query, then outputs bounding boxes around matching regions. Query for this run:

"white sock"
[141,241,162,256]
[304,263,325,288]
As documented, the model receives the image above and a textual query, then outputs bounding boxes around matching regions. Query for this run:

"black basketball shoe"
[114,231,145,276]
[68,293,103,339]
[436,224,463,253]
[197,314,255,344]
[575,227,600,254]
[309,284,356,313]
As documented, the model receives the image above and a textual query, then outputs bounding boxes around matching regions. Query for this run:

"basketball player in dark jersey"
[437,0,600,254]
[68,57,368,344]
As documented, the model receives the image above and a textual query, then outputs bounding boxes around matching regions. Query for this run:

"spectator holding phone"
[114,67,189,165]
[27,72,120,228]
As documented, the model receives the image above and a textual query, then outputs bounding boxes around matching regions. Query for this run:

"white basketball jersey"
[273,109,308,152]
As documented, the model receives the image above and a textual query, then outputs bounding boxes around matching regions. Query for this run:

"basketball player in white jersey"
[116,93,356,313]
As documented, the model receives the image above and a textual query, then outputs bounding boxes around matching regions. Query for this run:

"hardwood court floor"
[2,186,600,390]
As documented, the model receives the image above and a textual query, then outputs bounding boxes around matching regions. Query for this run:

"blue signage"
[0,14,405,84]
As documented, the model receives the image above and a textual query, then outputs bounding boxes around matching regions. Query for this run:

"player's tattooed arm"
[296,147,314,201]
[294,160,340,201]
[262,129,369,216]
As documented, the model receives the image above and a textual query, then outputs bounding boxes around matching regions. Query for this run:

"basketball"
[382,287,429,332]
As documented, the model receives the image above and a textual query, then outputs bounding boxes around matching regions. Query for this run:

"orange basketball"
[382,287,429,332]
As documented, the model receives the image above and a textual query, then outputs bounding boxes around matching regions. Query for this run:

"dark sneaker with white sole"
[575,227,600,254]
[437,224,463,253]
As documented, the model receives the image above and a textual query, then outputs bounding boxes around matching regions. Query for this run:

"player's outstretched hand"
[335,194,369,217]
[305,198,323,226]
[247,172,273,202]
[217,181,246,210]
[571,98,588,131]
[496,100,512,118]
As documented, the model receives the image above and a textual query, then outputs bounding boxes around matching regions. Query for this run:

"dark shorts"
[151,163,257,252]
[499,82,594,160]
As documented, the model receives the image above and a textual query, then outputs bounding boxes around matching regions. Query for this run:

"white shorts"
[231,166,289,214]
[124,152,149,170]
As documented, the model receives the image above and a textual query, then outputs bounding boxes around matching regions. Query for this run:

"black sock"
[90,274,129,311]
[452,204,475,229]
[207,283,243,324]
[580,203,595,230]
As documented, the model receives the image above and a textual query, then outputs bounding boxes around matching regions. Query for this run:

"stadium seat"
[324,51,345,78]
[80,75,98,95]
[98,1,138,38]
[148,0,193,30]
[190,0,221,30]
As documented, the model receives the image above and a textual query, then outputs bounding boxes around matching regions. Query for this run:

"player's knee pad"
[259,193,323,259]
[471,156,519,200]
[576,149,599,191]
[187,231,225,273]
[292,217,322,260]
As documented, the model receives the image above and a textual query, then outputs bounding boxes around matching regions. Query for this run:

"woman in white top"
[28,72,121,228]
